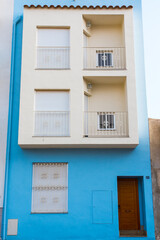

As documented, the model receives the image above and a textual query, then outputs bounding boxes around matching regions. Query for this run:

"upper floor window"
[34,91,70,137]
[37,28,70,69]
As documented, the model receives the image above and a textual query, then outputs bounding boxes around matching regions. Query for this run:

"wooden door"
[118,178,140,230]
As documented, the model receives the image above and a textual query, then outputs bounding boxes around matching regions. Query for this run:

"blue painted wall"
[2,0,155,239]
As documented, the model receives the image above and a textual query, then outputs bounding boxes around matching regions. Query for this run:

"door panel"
[118,178,140,230]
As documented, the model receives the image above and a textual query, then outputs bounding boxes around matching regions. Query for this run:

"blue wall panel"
[92,191,113,224]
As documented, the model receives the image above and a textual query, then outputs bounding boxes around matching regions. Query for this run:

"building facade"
[1,0,155,239]
[149,118,160,240]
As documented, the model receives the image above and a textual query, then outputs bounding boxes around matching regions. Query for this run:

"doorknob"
[118,205,120,209]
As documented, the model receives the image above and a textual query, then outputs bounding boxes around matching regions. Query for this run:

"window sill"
[32,135,71,137]
[35,68,71,70]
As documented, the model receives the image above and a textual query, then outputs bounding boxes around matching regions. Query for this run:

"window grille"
[97,113,115,130]
[96,51,113,67]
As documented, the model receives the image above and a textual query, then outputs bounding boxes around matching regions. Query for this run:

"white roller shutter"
[37,29,70,47]
[35,91,69,111]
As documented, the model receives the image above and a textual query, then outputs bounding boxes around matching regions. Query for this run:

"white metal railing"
[83,47,126,70]
[34,111,70,137]
[84,111,128,137]
[37,47,70,69]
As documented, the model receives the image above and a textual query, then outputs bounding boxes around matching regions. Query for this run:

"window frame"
[36,28,70,70]
[31,162,68,214]
[34,90,70,137]
[97,113,116,131]
[96,51,113,67]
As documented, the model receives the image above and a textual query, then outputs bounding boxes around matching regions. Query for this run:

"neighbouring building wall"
[0,0,14,236]
[149,118,160,240]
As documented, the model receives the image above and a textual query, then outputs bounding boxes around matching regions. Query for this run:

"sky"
[142,0,160,119]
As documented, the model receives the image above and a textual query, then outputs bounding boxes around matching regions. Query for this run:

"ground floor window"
[32,162,68,213]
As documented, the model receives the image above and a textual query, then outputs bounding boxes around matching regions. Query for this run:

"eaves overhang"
[24,5,133,9]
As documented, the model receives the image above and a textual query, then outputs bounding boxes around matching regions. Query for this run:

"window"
[34,91,70,136]
[97,113,115,130]
[32,163,68,213]
[37,28,70,69]
[96,51,113,67]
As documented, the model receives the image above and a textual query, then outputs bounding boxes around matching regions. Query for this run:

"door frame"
[117,177,140,232]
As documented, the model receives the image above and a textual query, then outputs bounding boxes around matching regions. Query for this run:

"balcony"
[83,76,128,138]
[83,47,126,70]
[84,111,128,137]
[36,47,70,69]
[34,111,70,137]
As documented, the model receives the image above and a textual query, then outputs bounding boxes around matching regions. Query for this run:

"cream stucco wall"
[85,81,126,112]
[18,7,138,148]
[87,25,124,47]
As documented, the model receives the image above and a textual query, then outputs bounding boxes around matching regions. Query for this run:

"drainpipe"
[1,16,22,240]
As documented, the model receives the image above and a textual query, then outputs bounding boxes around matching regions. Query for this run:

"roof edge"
[24,5,133,9]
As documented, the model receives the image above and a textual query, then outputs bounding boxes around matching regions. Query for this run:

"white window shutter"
[35,91,69,112]
[37,29,70,47]
[32,163,68,213]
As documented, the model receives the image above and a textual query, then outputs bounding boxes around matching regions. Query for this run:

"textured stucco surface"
[149,118,160,239]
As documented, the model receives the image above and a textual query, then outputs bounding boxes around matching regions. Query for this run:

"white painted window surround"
[34,91,70,137]
[32,163,68,213]
[37,28,70,69]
